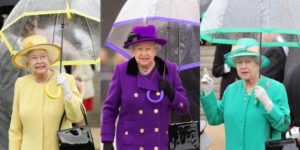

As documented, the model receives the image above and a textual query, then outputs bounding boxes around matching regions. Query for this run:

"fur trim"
[127,56,168,76]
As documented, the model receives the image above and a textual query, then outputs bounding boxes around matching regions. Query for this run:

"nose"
[37,57,42,62]
[141,49,147,55]
[241,62,247,68]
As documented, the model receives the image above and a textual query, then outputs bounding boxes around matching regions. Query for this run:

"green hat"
[224,38,270,68]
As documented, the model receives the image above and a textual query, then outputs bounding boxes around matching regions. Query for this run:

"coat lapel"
[126,56,168,91]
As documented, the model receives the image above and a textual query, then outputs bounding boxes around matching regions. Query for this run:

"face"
[132,41,158,68]
[27,49,51,75]
[235,56,260,81]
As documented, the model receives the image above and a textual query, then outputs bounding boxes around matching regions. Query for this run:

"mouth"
[34,65,46,70]
[139,58,149,62]
[240,71,249,75]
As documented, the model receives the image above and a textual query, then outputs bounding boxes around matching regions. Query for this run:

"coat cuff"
[170,92,190,114]
[264,104,287,128]
[200,90,217,107]
[101,132,115,142]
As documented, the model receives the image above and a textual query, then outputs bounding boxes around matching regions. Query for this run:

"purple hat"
[123,25,167,49]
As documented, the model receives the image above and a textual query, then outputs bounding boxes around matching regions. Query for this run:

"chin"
[138,62,150,67]
[33,69,47,75]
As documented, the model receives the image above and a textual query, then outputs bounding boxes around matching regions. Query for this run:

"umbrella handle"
[45,83,62,99]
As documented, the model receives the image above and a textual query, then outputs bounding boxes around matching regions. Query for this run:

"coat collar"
[126,56,168,76]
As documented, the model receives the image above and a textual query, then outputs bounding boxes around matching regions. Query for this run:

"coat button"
[139,147,144,150]
[154,109,159,114]
[140,128,145,134]
[134,92,139,98]
[156,91,161,96]
[166,130,168,135]
[154,128,159,133]
[179,103,184,107]
[138,109,144,115]
[125,131,128,135]
[154,146,159,150]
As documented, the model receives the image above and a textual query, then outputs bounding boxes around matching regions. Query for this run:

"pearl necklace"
[246,87,253,95]
[139,62,155,75]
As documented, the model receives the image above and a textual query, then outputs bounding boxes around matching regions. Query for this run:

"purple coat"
[101,57,190,150]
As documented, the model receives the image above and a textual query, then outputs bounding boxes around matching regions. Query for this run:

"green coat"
[201,76,290,150]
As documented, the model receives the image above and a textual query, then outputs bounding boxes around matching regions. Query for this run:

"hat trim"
[123,38,167,49]
[225,52,270,68]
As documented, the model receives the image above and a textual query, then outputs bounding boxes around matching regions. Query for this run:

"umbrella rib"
[177,23,181,71]
[83,17,97,60]
[52,14,59,44]
[13,16,30,51]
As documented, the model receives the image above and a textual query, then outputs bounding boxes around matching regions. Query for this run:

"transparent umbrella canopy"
[0,0,101,66]
[201,0,300,47]
[105,0,200,71]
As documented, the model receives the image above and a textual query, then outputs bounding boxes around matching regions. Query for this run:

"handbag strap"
[58,103,88,130]
[171,106,194,124]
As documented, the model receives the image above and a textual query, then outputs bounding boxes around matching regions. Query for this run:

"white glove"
[224,64,231,74]
[57,74,72,101]
[286,126,300,139]
[254,86,273,112]
[200,68,214,95]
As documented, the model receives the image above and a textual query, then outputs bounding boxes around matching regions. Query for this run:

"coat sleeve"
[169,64,190,115]
[9,79,22,150]
[101,65,122,142]
[200,90,225,125]
[264,83,290,132]
[64,74,84,123]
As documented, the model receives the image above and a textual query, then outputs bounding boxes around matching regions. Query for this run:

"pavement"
[204,124,226,150]
[91,127,100,150]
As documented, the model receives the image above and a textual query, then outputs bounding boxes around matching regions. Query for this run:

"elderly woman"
[9,35,83,150]
[100,25,190,150]
[200,38,291,150]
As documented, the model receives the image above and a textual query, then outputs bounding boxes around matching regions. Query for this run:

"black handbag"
[265,138,299,150]
[57,104,95,150]
[169,110,200,150]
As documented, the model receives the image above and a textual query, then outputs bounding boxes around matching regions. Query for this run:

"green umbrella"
[201,0,300,47]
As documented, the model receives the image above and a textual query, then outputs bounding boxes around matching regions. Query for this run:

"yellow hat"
[12,35,61,69]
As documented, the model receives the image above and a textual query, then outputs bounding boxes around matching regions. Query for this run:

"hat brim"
[123,38,167,49]
[12,44,61,69]
[225,52,270,68]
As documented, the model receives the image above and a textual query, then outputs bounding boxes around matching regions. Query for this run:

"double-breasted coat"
[9,70,83,150]
[201,76,290,150]
[101,57,190,150]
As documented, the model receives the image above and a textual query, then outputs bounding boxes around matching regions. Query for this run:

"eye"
[245,60,251,63]
[31,56,38,60]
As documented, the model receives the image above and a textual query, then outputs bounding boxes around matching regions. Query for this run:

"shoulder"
[165,60,177,70]
[114,61,129,74]
[227,79,243,89]
[261,76,285,89]
[16,74,32,84]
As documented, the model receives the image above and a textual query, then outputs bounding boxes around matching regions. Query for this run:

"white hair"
[129,42,162,51]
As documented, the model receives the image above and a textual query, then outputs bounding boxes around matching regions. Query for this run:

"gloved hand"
[57,74,72,101]
[103,141,114,150]
[286,126,300,139]
[159,78,175,102]
[200,68,214,95]
[224,64,231,74]
[254,85,274,112]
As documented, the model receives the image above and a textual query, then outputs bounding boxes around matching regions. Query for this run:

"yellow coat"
[9,70,84,150]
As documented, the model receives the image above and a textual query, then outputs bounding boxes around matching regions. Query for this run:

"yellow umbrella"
[0,0,100,99]
[0,0,101,66]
